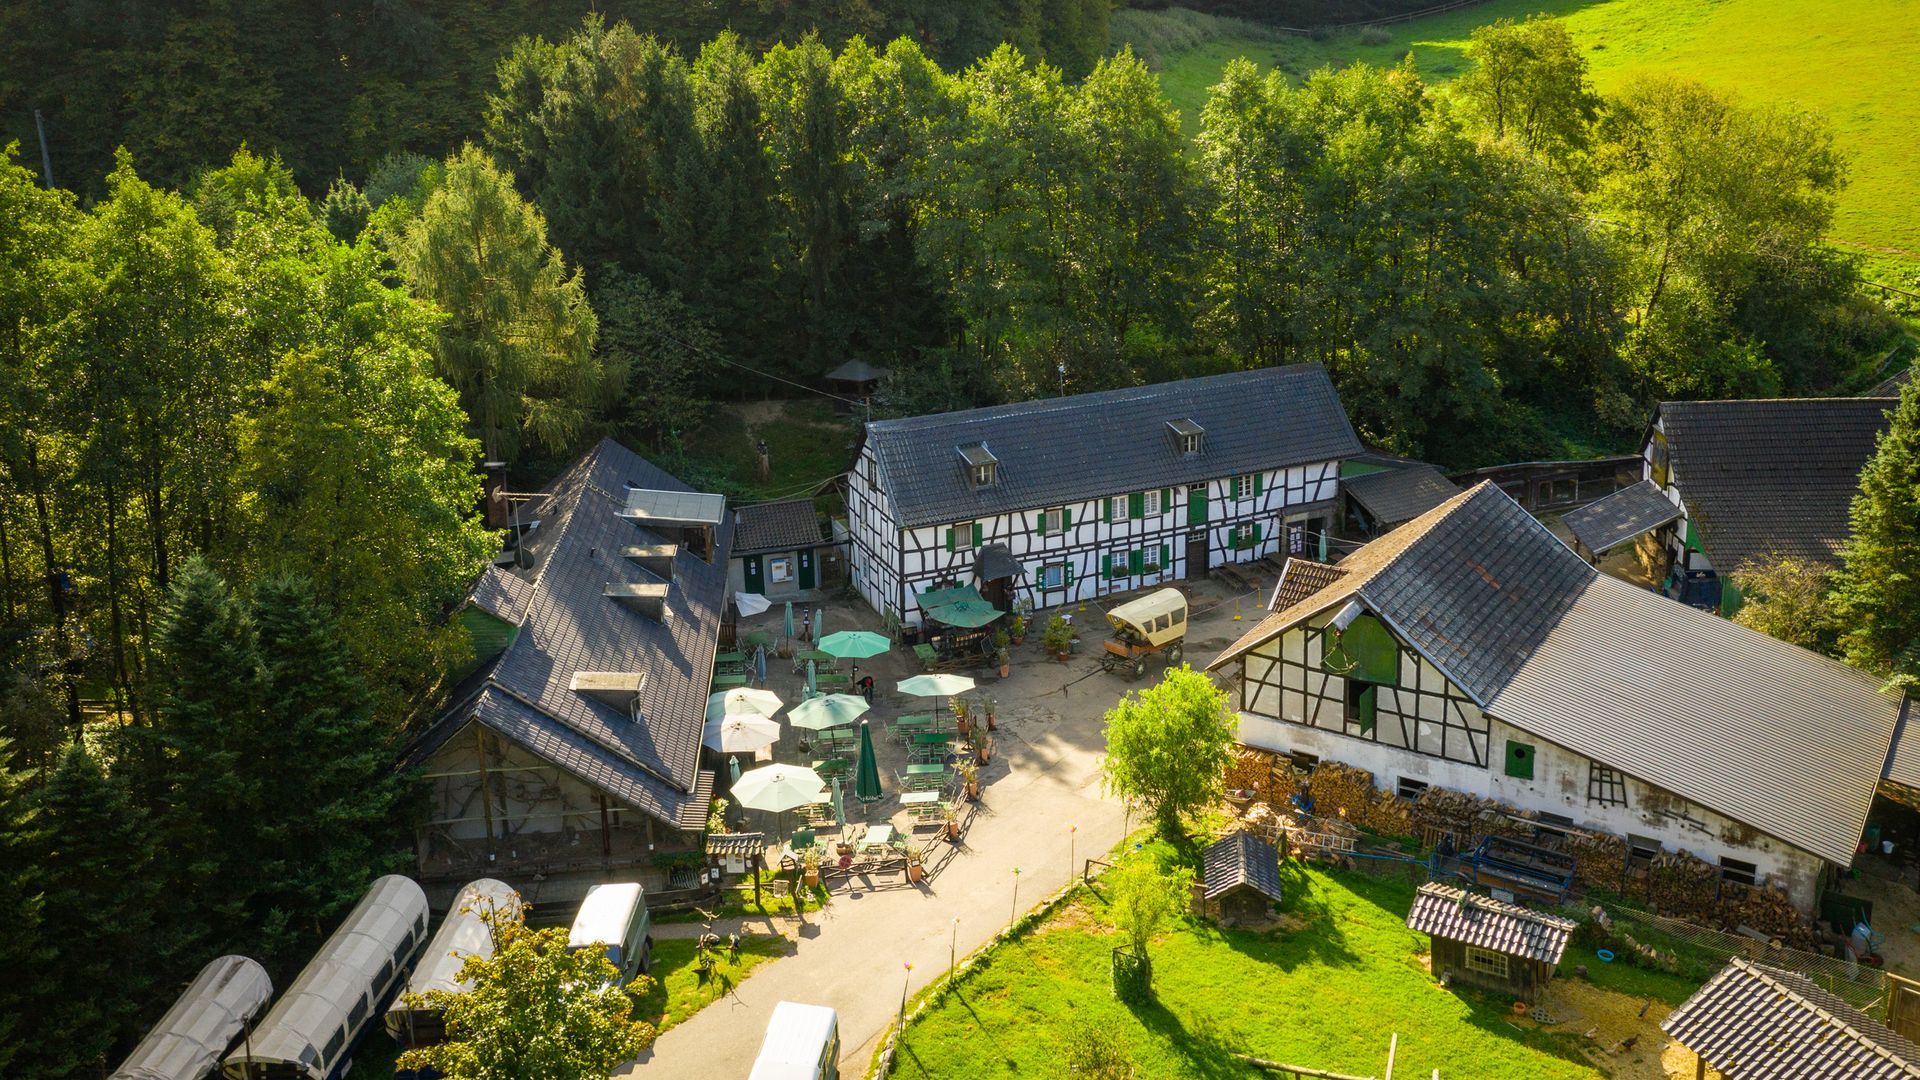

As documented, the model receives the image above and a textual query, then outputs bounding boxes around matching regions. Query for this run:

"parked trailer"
[567,882,652,984]
[384,878,523,1050]
[749,1001,841,1080]
[221,875,429,1080]
[111,956,273,1080]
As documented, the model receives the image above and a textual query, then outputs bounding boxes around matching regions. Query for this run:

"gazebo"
[1201,832,1283,924]
[1406,882,1576,1003]
[826,359,891,405]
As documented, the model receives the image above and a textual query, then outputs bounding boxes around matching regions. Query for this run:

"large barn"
[844,365,1363,627]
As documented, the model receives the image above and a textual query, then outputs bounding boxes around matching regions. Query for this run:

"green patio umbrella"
[817,630,891,660]
[854,718,883,805]
[806,659,817,694]
[783,601,795,641]
[925,599,1002,628]
[788,693,869,731]
[897,672,976,717]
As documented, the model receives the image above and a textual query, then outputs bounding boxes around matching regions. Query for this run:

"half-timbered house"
[406,439,728,888]
[845,365,1363,626]
[1209,481,1911,910]
[1572,397,1896,612]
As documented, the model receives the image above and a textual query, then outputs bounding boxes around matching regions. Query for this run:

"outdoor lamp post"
[949,917,960,986]
[899,961,913,1032]
[1010,866,1021,924]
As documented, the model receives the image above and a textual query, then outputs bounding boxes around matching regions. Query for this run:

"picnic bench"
[901,791,947,825]
[812,758,851,783]
[711,671,748,690]
[891,713,936,743]
[715,650,747,673]
[792,649,833,674]
[900,763,946,792]
[909,731,954,763]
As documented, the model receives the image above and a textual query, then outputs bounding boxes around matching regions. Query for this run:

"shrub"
[1358,25,1393,46]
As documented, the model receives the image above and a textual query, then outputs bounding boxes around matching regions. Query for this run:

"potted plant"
[1009,613,1028,645]
[706,797,730,836]
[982,695,998,731]
[942,802,963,842]
[801,845,822,888]
[974,734,993,766]
[957,759,981,801]
[1043,614,1073,661]
[951,696,972,737]
[906,846,926,884]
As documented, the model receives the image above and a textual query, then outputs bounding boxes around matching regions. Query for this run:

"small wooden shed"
[1662,957,1920,1080]
[1201,831,1283,924]
[1406,882,1575,1003]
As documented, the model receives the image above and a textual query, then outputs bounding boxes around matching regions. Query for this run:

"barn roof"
[1656,397,1895,573]
[1212,482,1906,867]
[1661,958,1920,1079]
[1561,480,1684,554]
[863,365,1361,528]
[1202,831,1284,902]
[1343,464,1462,527]
[1406,883,1574,964]
[410,438,729,831]
[1267,558,1348,613]
[733,498,823,556]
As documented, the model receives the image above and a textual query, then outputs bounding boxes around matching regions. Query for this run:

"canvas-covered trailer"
[222,875,429,1080]
[567,882,652,983]
[748,1001,841,1080]
[1100,588,1187,678]
[384,878,522,1050]
[111,956,273,1080]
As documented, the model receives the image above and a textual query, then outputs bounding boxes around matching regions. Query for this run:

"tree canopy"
[1101,666,1236,840]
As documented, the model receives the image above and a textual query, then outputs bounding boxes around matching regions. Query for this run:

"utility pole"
[33,110,54,189]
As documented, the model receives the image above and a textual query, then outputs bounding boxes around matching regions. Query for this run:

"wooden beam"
[1232,1055,1375,1080]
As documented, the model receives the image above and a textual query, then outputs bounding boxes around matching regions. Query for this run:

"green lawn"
[633,934,792,1034]
[682,399,858,504]
[888,864,1609,1080]
[1122,0,1920,281]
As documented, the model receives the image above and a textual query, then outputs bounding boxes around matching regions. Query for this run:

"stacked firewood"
[1304,762,1413,835]
[1644,851,1813,946]
[1223,749,1293,807]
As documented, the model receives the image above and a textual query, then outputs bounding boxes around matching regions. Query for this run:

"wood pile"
[1645,850,1812,946]
[1307,762,1412,835]
[1224,749,1295,808]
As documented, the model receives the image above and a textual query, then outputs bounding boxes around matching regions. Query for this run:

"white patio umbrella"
[732,764,829,813]
[788,693,870,731]
[896,672,977,717]
[703,712,781,754]
[706,686,783,726]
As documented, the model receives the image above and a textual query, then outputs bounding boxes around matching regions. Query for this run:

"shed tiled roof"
[410,439,730,830]
[1202,832,1283,902]
[1871,368,1912,398]
[863,365,1362,528]
[1212,482,1906,866]
[467,564,535,624]
[1344,465,1462,527]
[1561,480,1684,554]
[1268,558,1348,613]
[1406,883,1574,964]
[1658,398,1895,573]
[1661,958,1920,1079]
[734,498,823,556]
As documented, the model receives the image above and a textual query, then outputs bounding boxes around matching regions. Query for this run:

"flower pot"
[966,780,979,801]
[975,746,991,766]
[908,861,925,884]
[956,716,971,738]
[999,661,1011,679]
[986,711,997,731]
[804,868,820,887]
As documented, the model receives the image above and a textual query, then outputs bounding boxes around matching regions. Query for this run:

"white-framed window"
[1142,544,1165,573]
[1141,489,1162,516]
[1464,946,1509,978]
[1232,474,1260,500]
[1396,777,1429,800]
[953,522,976,551]
[769,556,794,583]
[971,462,996,486]
[1040,563,1068,590]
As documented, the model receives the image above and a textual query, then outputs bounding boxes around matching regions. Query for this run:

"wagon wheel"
[1101,653,1117,673]
[1165,642,1184,665]
[1129,656,1146,679]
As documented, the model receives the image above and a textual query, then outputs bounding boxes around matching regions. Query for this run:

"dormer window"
[958,442,998,488]
[1168,418,1204,455]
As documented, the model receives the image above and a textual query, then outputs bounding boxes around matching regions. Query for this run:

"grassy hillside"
[1118,0,1920,283]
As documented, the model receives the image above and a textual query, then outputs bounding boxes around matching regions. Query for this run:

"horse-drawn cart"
[1100,588,1188,679]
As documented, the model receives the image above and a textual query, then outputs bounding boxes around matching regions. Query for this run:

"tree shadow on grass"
[1123,994,1252,1080]
[1454,985,1609,1074]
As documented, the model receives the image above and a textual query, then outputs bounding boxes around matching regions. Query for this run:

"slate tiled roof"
[1872,368,1913,398]
[864,365,1362,528]
[1202,832,1283,902]
[1211,481,1907,866]
[467,564,535,624]
[1267,558,1348,613]
[827,359,890,383]
[734,498,824,556]
[1561,480,1684,554]
[1661,958,1920,1080]
[1406,883,1574,964]
[411,438,731,830]
[1658,398,1896,572]
[1344,465,1462,527]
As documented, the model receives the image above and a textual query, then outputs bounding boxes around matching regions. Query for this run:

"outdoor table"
[816,672,853,690]
[710,672,748,689]
[861,824,897,854]
[900,791,943,822]
[902,763,945,792]
[793,649,834,673]
[909,731,954,763]
[812,757,851,782]
[715,650,746,671]
[892,713,935,743]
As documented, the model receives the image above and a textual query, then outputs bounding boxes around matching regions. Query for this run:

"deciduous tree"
[1101,666,1234,840]
[1729,555,1839,653]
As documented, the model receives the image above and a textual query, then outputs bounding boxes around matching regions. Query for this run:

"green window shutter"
[1064,563,1074,587]
[1161,488,1173,511]
[1357,686,1376,735]
[1160,543,1171,568]
[1504,741,1535,780]
[1129,549,1144,575]
[1253,523,1263,543]
[1062,508,1072,531]
[1103,497,1113,523]
[1253,473,1264,496]
[1128,492,1145,519]
[946,528,955,552]
[972,523,983,547]
[1101,552,1112,579]
[1032,512,1043,535]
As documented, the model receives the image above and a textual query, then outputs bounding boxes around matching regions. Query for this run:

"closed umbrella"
[703,712,781,754]
[806,659,817,694]
[830,777,845,827]
[783,601,794,642]
[814,608,825,644]
[754,645,767,685]
[707,687,783,726]
[854,718,883,805]
[788,693,869,731]
[897,672,976,718]
[728,754,742,785]
[817,630,891,660]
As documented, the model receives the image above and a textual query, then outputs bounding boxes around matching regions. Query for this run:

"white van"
[566,883,651,984]
[749,1001,840,1080]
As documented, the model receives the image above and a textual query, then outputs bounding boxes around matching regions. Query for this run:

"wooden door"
[1187,482,1208,526]
[744,555,764,593]
[798,548,816,589]
[1186,531,1208,579]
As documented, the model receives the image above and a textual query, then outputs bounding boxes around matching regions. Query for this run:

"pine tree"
[0,737,50,1076]
[1832,382,1920,689]
[22,745,167,1078]
[250,575,410,950]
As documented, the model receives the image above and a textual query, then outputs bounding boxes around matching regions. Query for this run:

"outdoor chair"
[791,828,816,851]
[913,643,939,670]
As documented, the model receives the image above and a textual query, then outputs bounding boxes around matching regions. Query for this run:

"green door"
[797,548,816,590]
[1187,483,1208,526]
[744,555,764,593]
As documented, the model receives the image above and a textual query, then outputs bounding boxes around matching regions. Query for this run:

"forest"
[0,8,1911,1076]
